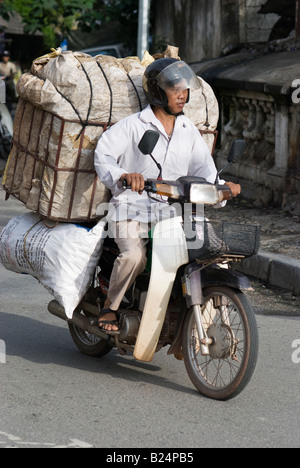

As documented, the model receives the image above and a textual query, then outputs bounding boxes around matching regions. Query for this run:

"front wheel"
[182,286,258,400]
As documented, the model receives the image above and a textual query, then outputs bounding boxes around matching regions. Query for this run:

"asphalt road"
[1,190,300,449]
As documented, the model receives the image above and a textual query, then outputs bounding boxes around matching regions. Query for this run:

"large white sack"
[0,212,105,318]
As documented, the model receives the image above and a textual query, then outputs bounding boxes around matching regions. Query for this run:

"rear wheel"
[68,309,113,357]
[182,286,258,400]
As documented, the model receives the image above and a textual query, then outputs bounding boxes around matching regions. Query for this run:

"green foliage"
[0,0,139,50]
[0,1,13,21]
[78,0,139,51]
[6,0,95,48]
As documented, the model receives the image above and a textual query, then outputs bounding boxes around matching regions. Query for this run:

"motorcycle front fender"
[201,263,253,291]
[134,216,189,363]
[167,262,253,358]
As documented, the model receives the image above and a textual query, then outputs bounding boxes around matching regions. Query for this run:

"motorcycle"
[0,103,13,161]
[48,132,260,401]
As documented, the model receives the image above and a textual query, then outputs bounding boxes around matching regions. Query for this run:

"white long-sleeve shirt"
[94,105,223,223]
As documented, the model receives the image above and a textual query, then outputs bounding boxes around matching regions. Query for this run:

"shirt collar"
[139,104,158,125]
[140,104,186,136]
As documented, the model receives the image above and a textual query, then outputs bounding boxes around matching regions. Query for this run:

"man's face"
[165,82,189,114]
[2,56,10,63]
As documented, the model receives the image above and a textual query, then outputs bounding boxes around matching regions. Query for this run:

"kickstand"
[114,335,127,356]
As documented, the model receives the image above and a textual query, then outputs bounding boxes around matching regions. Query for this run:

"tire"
[182,286,258,400]
[68,310,113,358]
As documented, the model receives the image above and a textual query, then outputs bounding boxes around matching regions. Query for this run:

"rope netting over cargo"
[3,47,219,222]
[4,99,110,221]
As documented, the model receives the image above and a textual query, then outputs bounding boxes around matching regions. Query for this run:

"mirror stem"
[215,161,234,184]
[149,153,163,179]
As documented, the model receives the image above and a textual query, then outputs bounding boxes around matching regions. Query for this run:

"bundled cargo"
[0,212,106,318]
[3,51,148,222]
[3,47,219,223]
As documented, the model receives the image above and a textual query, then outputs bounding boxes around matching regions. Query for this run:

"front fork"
[182,265,213,356]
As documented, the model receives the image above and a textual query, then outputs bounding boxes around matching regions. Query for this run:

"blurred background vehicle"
[0,78,12,166]
[79,43,128,58]
[0,102,13,161]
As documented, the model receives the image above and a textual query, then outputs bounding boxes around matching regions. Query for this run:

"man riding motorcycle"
[94,58,241,333]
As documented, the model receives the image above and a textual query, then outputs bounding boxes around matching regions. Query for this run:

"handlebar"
[122,179,152,191]
[121,177,233,205]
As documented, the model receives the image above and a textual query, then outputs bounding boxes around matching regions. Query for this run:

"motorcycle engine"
[118,310,142,344]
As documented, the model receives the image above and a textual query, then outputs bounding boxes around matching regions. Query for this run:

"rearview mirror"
[138,130,162,179]
[227,140,246,164]
[138,130,160,155]
[215,139,246,183]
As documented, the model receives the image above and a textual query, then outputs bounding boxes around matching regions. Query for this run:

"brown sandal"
[97,309,120,335]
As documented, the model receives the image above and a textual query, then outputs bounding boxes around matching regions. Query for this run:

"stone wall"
[240,0,279,43]
[215,88,298,206]
[153,0,281,62]
[153,0,225,62]
[193,51,300,207]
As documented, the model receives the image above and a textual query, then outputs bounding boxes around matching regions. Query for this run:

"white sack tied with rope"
[0,212,106,318]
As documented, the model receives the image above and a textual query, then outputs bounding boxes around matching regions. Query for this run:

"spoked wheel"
[182,286,258,400]
[68,309,113,357]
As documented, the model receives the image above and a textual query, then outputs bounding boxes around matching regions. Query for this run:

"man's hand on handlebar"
[120,173,145,194]
[119,174,241,200]
[225,182,241,198]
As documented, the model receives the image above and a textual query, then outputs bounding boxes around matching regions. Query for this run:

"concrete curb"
[236,250,300,294]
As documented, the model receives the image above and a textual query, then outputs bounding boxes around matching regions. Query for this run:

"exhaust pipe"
[48,300,67,320]
[48,300,108,341]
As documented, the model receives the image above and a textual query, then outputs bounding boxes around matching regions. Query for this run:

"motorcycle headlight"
[190,184,223,204]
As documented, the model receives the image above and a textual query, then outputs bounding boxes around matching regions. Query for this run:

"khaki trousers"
[107,220,149,311]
